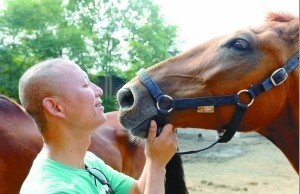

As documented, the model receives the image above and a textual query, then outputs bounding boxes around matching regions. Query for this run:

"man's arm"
[129,121,178,194]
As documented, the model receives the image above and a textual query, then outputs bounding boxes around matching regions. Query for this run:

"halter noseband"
[137,52,299,155]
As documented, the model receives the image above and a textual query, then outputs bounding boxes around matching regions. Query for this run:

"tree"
[0,0,179,111]
[122,0,179,79]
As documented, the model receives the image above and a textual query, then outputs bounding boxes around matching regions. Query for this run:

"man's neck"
[42,130,92,169]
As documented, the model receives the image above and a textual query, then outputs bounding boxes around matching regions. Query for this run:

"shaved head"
[19,58,75,132]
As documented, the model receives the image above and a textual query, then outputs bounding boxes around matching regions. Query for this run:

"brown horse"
[117,12,299,173]
[0,95,187,194]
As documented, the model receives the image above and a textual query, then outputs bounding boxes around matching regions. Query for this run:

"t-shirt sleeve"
[85,151,135,194]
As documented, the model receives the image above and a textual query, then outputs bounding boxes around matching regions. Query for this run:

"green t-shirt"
[20,151,135,194]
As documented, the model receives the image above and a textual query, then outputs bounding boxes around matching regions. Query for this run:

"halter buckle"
[270,68,288,86]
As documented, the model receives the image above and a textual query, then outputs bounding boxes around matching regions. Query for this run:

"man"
[19,58,178,194]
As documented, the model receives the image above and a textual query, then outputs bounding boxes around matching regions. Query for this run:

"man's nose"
[93,83,103,97]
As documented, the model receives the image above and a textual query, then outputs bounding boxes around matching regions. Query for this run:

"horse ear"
[266,12,295,22]
[267,12,299,44]
[282,18,299,45]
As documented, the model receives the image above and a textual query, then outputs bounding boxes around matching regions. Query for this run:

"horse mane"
[165,154,188,194]
[266,12,296,22]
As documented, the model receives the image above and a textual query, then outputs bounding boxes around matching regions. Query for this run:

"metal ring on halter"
[237,89,254,107]
[156,95,174,113]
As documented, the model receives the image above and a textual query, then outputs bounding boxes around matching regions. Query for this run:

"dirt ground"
[177,129,299,194]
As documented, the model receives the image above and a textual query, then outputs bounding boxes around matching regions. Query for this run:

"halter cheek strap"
[137,52,299,155]
[137,71,172,135]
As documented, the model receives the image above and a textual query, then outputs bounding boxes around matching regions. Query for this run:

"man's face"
[55,62,107,131]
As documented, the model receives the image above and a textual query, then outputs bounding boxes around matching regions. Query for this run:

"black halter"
[137,52,299,155]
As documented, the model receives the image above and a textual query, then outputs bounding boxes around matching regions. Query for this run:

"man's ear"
[42,97,65,118]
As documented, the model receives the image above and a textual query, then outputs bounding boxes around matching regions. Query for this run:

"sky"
[0,0,298,51]
[152,0,299,50]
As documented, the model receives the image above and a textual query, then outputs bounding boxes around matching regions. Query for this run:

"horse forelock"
[266,12,296,22]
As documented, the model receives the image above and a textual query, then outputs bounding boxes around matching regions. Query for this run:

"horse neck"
[258,71,299,173]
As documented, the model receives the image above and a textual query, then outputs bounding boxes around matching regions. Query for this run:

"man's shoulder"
[20,171,76,194]
[20,181,83,194]
[85,151,101,160]
[84,151,105,166]
[20,153,87,194]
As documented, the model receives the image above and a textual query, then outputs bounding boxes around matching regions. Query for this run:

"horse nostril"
[117,88,135,109]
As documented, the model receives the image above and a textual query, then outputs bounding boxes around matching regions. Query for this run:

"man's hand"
[145,120,178,166]
[131,120,178,194]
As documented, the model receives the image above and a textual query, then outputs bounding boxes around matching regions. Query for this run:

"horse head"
[118,12,298,136]
[117,12,299,172]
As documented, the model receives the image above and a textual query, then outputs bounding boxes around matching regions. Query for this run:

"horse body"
[0,97,42,194]
[117,12,299,172]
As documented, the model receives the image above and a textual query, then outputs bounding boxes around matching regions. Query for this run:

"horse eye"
[226,38,250,51]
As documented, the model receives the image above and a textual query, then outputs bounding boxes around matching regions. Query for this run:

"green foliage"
[0,0,179,103]
[122,0,179,79]
[102,97,119,112]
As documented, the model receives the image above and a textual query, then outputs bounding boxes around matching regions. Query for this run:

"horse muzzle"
[117,86,158,138]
